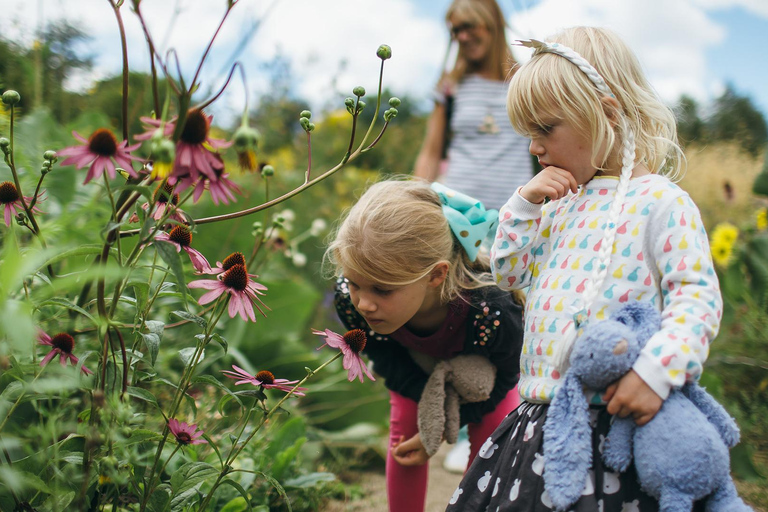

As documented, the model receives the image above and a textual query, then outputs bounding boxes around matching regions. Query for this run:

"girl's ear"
[601,95,622,127]
[427,262,449,288]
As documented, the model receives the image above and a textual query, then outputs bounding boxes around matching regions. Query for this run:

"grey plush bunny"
[412,353,496,457]
[542,302,751,512]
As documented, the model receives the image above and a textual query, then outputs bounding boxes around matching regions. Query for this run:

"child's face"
[344,268,434,336]
[528,116,599,185]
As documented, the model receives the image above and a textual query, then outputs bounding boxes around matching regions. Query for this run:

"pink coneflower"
[58,128,141,184]
[168,418,207,445]
[38,331,93,376]
[175,163,242,205]
[313,328,375,383]
[136,110,231,183]
[154,225,212,273]
[222,365,307,396]
[128,182,187,224]
[188,254,268,322]
[0,181,43,227]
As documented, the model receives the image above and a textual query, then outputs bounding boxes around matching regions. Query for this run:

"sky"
[1,0,767,126]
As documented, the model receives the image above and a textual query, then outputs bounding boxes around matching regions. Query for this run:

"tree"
[675,94,706,147]
[707,85,767,158]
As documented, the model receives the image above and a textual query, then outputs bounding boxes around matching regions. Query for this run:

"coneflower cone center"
[0,181,19,203]
[88,128,118,156]
[222,264,248,291]
[180,110,208,145]
[51,333,75,353]
[222,252,246,271]
[256,370,275,384]
[343,329,367,353]
[175,432,192,444]
[169,226,192,246]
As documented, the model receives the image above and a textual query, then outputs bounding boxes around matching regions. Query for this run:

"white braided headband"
[516,39,637,371]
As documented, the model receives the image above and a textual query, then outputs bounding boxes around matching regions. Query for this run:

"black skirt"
[445,401,706,511]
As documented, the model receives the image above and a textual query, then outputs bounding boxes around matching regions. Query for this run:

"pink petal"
[197,287,226,305]
[40,350,58,366]
[188,279,225,290]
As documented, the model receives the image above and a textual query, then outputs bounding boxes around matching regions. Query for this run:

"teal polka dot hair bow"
[430,182,499,262]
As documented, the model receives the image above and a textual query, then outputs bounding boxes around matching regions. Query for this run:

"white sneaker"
[442,438,471,474]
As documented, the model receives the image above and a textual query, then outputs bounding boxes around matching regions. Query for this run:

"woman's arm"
[413,102,447,182]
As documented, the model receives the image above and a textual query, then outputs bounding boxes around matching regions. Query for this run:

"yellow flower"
[711,222,739,247]
[757,208,768,231]
[710,239,734,268]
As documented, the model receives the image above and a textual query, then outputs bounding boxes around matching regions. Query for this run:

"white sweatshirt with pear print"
[491,174,723,403]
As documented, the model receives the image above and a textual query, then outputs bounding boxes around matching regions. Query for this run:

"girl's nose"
[529,139,544,156]
[356,294,377,313]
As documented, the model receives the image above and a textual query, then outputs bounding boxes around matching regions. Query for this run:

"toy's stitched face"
[570,322,642,389]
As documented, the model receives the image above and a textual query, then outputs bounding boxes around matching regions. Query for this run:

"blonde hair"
[444,0,514,84]
[325,178,495,304]
[507,26,684,180]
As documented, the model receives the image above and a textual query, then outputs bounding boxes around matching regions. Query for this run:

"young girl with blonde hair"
[327,179,524,512]
[447,26,732,511]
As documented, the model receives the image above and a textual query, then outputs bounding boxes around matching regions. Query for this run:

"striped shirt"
[438,75,533,211]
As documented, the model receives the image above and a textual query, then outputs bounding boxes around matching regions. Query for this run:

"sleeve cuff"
[632,352,673,400]
[504,188,544,219]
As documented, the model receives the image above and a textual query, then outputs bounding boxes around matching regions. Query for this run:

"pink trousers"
[386,387,520,512]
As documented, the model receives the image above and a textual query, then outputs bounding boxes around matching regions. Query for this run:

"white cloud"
[506,0,726,106]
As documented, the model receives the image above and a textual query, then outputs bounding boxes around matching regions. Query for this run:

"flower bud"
[252,221,263,231]
[15,212,26,225]
[43,150,57,161]
[0,138,10,151]
[41,166,50,175]
[384,108,399,121]
[344,98,356,115]
[292,251,307,267]
[300,117,311,131]
[2,90,20,105]
[233,125,261,152]
[307,122,316,132]
[376,45,392,60]
[261,164,274,177]
[310,218,327,236]
[389,97,401,108]
[356,101,366,113]
[300,110,312,119]
[353,86,366,97]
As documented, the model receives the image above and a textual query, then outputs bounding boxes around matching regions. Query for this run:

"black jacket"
[334,277,524,425]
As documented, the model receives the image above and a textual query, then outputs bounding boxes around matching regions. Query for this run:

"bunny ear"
[543,372,592,511]
[611,302,661,343]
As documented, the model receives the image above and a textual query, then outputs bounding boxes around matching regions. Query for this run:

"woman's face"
[449,14,493,65]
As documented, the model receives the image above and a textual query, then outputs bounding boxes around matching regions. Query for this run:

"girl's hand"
[603,370,663,426]
[391,433,430,466]
[519,166,578,204]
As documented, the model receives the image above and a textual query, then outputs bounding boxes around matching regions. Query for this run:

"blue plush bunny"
[542,302,751,512]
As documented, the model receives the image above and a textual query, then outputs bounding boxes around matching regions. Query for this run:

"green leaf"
[42,490,75,509]
[115,184,154,202]
[179,347,204,367]
[283,472,336,488]
[126,386,160,409]
[271,437,306,482]
[219,479,253,512]
[170,461,219,496]
[730,442,766,482]
[256,471,291,512]
[155,240,188,305]
[119,428,162,447]
[172,310,207,329]
[132,281,150,311]
[219,497,250,512]
[147,483,172,512]
[141,320,165,366]
[212,333,228,353]
[191,375,243,407]
[38,245,105,271]
[37,297,99,326]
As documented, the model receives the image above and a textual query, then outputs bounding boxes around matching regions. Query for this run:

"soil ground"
[323,443,463,512]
